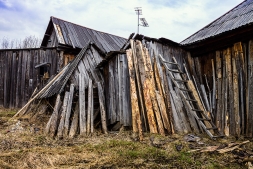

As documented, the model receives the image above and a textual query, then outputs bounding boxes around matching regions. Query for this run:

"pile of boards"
[126,40,216,140]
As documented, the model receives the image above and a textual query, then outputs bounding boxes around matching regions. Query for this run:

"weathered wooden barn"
[181,0,253,137]
[4,0,253,139]
[0,16,126,108]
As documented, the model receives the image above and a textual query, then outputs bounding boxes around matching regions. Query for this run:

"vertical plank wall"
[189,40,253,137]
[0,48,60,108]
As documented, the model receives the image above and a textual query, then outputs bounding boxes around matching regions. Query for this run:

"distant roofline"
[51,16,127,40]
[180,0,247,45]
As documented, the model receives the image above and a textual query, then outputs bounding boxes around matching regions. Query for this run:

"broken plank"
[57,91,69,139]
[69,101,79,138]
[64,84,75,137]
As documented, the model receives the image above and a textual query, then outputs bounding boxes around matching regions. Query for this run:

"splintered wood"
[126,40,209,138]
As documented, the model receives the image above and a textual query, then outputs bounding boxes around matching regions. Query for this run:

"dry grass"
[0,108,250,168]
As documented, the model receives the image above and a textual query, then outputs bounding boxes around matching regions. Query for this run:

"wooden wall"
[104,54,132,127]
[0,48,60,108]
[189,40,253,137]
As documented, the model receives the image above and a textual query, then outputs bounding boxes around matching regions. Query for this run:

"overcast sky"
[0,0,243,44]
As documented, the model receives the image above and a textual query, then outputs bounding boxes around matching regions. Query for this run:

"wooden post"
[97,82,108,134]
[57,91,69,139]
[64,84,75,137]
[79,73,86,135]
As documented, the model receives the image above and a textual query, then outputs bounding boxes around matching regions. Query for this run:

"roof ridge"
[50,16,127,40]
[180,0,248,44]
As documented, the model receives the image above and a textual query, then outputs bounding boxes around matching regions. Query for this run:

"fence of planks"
[0,48,60,108]
[187,40,253,137]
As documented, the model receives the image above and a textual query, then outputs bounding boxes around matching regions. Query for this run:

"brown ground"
[0,108,252,169]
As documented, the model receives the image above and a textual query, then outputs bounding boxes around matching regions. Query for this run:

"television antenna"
[135,7,149,34]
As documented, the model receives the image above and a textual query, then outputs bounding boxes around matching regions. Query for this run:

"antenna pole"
[138,11,139,34]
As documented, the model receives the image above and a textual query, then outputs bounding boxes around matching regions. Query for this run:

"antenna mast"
[135,7,149,34]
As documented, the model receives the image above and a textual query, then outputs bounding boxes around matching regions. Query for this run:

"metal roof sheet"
[43,17,127,52]
[181,0,253,45]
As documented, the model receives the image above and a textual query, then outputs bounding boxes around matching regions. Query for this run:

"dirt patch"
[0,108,251,168]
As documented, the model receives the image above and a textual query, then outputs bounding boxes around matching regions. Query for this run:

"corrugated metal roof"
[181,0,253,45]
[42,16,127,53]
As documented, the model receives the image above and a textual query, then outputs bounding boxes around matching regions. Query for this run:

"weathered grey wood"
[200,84,210,113]
[162,66,174,134]
[57,91,69,139]
[97,82,108,134]
[154,60,171,133]
[69,101,79,138]
[45,94,62,136]
[211,59,216,115]
[79,73,86,135]
[87,79,93,134]
[64,84,75,137]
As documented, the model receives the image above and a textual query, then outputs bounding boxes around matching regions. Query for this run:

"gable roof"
[181,0,253,45]
[41,16,127,52]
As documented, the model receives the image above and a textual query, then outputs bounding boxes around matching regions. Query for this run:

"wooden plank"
[247,40,253,137]
[221,50,228,136]
[130,40,148,132]
[57,91,69,139]
[237,42,245,135]
[187,80,213,133]
[64,84,75,137]
[135,41,159,134]
[162,66,175,134]
[97,82,108,134]
[211,59,216,114]
[21,50,27,107]
[87,79,93,135]
[215,51,222,130]
[45,94,62,136]
[15,51,22,108]
[225,48,234,136]
[154,59,172,133]
[69,101,79,138]
[142,44,164,135]
[79,73,86,135]
[232,58,240,137]
[0,52,3,106]
[126,49,143,140]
